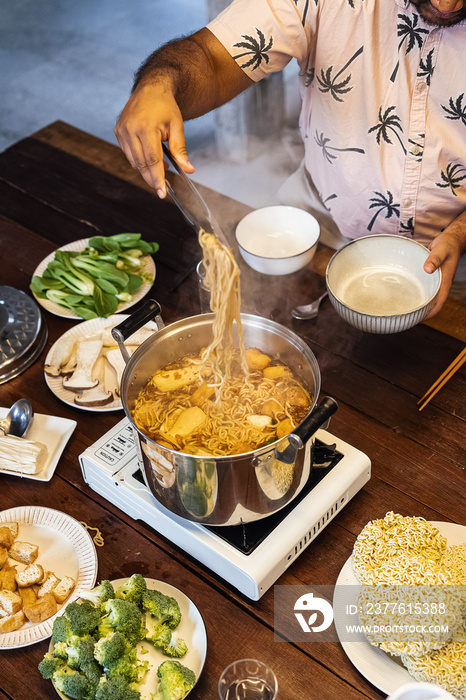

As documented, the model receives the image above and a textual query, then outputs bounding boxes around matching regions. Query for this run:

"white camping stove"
[80,419,370,600]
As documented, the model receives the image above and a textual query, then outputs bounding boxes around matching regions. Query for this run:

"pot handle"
[274,396,338,464]
[111,299,165,363]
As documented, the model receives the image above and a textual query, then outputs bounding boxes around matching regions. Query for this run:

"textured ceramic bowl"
[325,234,441,334]
[235,206,320,275]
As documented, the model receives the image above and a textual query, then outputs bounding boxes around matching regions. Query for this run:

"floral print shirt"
[207,0,466,245]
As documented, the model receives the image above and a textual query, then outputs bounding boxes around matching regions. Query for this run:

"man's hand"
[424,217,466,317]
[114,28,253,198]
[115,81,194,197]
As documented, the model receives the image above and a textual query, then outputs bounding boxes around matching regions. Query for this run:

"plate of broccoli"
[39,574,207,700]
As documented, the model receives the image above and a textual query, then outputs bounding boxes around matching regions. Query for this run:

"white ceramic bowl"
[235,205,320,275]
[325,234,441,334]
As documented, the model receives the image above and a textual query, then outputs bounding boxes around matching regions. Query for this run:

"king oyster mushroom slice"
[44,335,76,377]
[105,348,131,396]
[63,338,103,392]
[74,386,113,408]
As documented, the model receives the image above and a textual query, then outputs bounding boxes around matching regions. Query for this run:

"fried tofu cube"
[15,563,44,588]
[0,610,25,633]
[18,586,37,607]
[245,348,272,371]
[23,593,57,623]
[37,572,60,598]
[1,522,19,538]
[263,365,292,380]
[151,365,199,392]
[0,526,15,549]
[190,383,215,407]
[286,385,309,406]
[0,547,9,568]
[8,541,39,564]
[167,406,207,438]
[261,399,285,419]
[0,565,18,591]
[51,576,75,604]
[247,414,272,430]
[0,589,22,615]
[276,418,293,439]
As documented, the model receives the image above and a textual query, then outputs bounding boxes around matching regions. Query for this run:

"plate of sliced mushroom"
[44,315,158,411]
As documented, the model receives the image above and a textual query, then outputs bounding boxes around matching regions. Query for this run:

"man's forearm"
[132,28,253,121]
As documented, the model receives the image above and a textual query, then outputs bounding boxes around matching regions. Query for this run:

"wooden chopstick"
[418,346,466,411]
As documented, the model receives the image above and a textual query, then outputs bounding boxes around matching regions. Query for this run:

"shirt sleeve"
[207,0,313,82]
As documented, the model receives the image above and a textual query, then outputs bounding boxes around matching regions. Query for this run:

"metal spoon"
[291,291,328,320]
[0,399,34,438]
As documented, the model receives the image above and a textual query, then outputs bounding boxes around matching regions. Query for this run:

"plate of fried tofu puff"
[0,505,98,648]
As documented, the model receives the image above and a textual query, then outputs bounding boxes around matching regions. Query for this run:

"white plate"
[50,577,207,700]
[334,521,466,695]
[0,409,76,481]
[0,506,98,649]
[32,238,155,319]
[44,315,128,412]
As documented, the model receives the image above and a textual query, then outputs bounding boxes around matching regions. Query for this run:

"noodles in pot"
[131,231,312,456]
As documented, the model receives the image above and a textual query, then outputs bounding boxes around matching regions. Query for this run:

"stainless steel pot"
[112,300,337,526]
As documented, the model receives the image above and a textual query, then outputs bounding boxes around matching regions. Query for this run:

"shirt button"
[403,199,413,208]
[417,82,427,93]
[412,145,421,155]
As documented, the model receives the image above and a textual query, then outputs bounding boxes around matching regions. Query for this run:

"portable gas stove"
[80,419,370,600]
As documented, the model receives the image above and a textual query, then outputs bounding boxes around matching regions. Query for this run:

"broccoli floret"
[94,631,127,667]
[102,598,146,645]
[142,589,181,630]
[53,640,70,660]
[81,660,102,689]
[38,652,65,679]
[52,615,73,643]
[148,623,188,659]
[66,634,96,669]
[105,648,140,684]
[65,600,101,637]
[97,614,115,640]
[115,573,147,608]
[95,675,141,700]
[53,665,91,700]
[80,580,115,612]
[156,660,196,700]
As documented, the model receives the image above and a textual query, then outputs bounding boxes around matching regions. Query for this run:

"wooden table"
[0,121,465,700]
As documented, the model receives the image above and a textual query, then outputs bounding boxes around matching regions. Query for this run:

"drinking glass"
[196,260,211,313]
[218,659,278,700]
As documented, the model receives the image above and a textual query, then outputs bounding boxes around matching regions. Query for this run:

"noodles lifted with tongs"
[131,230,312,456]
[198,230,249,387]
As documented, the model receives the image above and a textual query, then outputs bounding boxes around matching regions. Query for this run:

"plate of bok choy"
[30,233,157,320]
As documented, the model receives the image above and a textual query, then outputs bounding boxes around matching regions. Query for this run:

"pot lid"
[0,286,48,384]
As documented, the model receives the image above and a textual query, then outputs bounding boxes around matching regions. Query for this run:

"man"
[115,0,466,316]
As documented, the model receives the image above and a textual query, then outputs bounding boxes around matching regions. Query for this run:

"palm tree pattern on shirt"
[315,131,365,163]
[400,218,415,236]
[418,49,435,86]
[441,94,466,127]
[390,13,429,83]
[317,46,363,102]
[436,163,466,196]
[367,191,400,232]
[232,28,273,70]
[368,106,406,155]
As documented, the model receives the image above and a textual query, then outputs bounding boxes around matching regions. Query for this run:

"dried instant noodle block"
[357,580,464,657]
[401,642,466,700]
[352,511,448,584]
[441,543,466,584]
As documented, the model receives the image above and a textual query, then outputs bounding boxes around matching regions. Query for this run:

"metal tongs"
[162,144,229,246]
